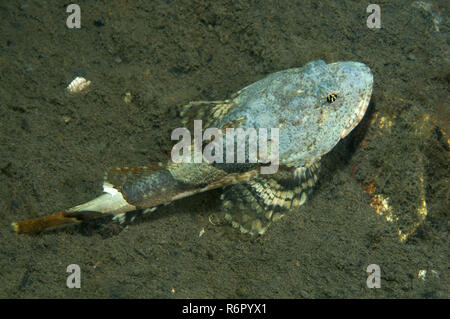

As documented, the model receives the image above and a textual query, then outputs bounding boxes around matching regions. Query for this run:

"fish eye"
[326,93,338,104]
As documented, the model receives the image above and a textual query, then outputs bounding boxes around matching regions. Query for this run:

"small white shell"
[417,269,427,281]
[66,76,91,93]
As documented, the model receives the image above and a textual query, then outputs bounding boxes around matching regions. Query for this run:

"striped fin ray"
[220,162,320,235]
[180,99,238,129]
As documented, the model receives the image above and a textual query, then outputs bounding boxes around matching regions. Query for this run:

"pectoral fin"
[220,162,320,235]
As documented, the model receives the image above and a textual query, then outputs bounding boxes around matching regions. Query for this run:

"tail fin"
[11,184,136,234]
[11,211,81,234]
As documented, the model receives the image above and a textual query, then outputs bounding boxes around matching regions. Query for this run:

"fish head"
[279,60,373,166]
[324,61,373,140]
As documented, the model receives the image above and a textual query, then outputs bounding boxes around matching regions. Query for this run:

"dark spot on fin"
[220,162,320,235]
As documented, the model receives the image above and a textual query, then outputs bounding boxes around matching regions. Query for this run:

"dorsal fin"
[180,99,238,129]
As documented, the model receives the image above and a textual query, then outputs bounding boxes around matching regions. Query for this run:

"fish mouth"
[340,65,373,139]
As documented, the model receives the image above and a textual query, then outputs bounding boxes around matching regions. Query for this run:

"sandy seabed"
[0,0,448,298]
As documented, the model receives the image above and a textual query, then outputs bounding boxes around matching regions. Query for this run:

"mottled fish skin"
[213,60,373,167]
[12,60,373,235]
[177,60,373,234]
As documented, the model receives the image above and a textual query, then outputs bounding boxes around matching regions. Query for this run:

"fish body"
[12,60,373,235]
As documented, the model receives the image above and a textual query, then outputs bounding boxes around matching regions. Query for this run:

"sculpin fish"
[12,60,373,235]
